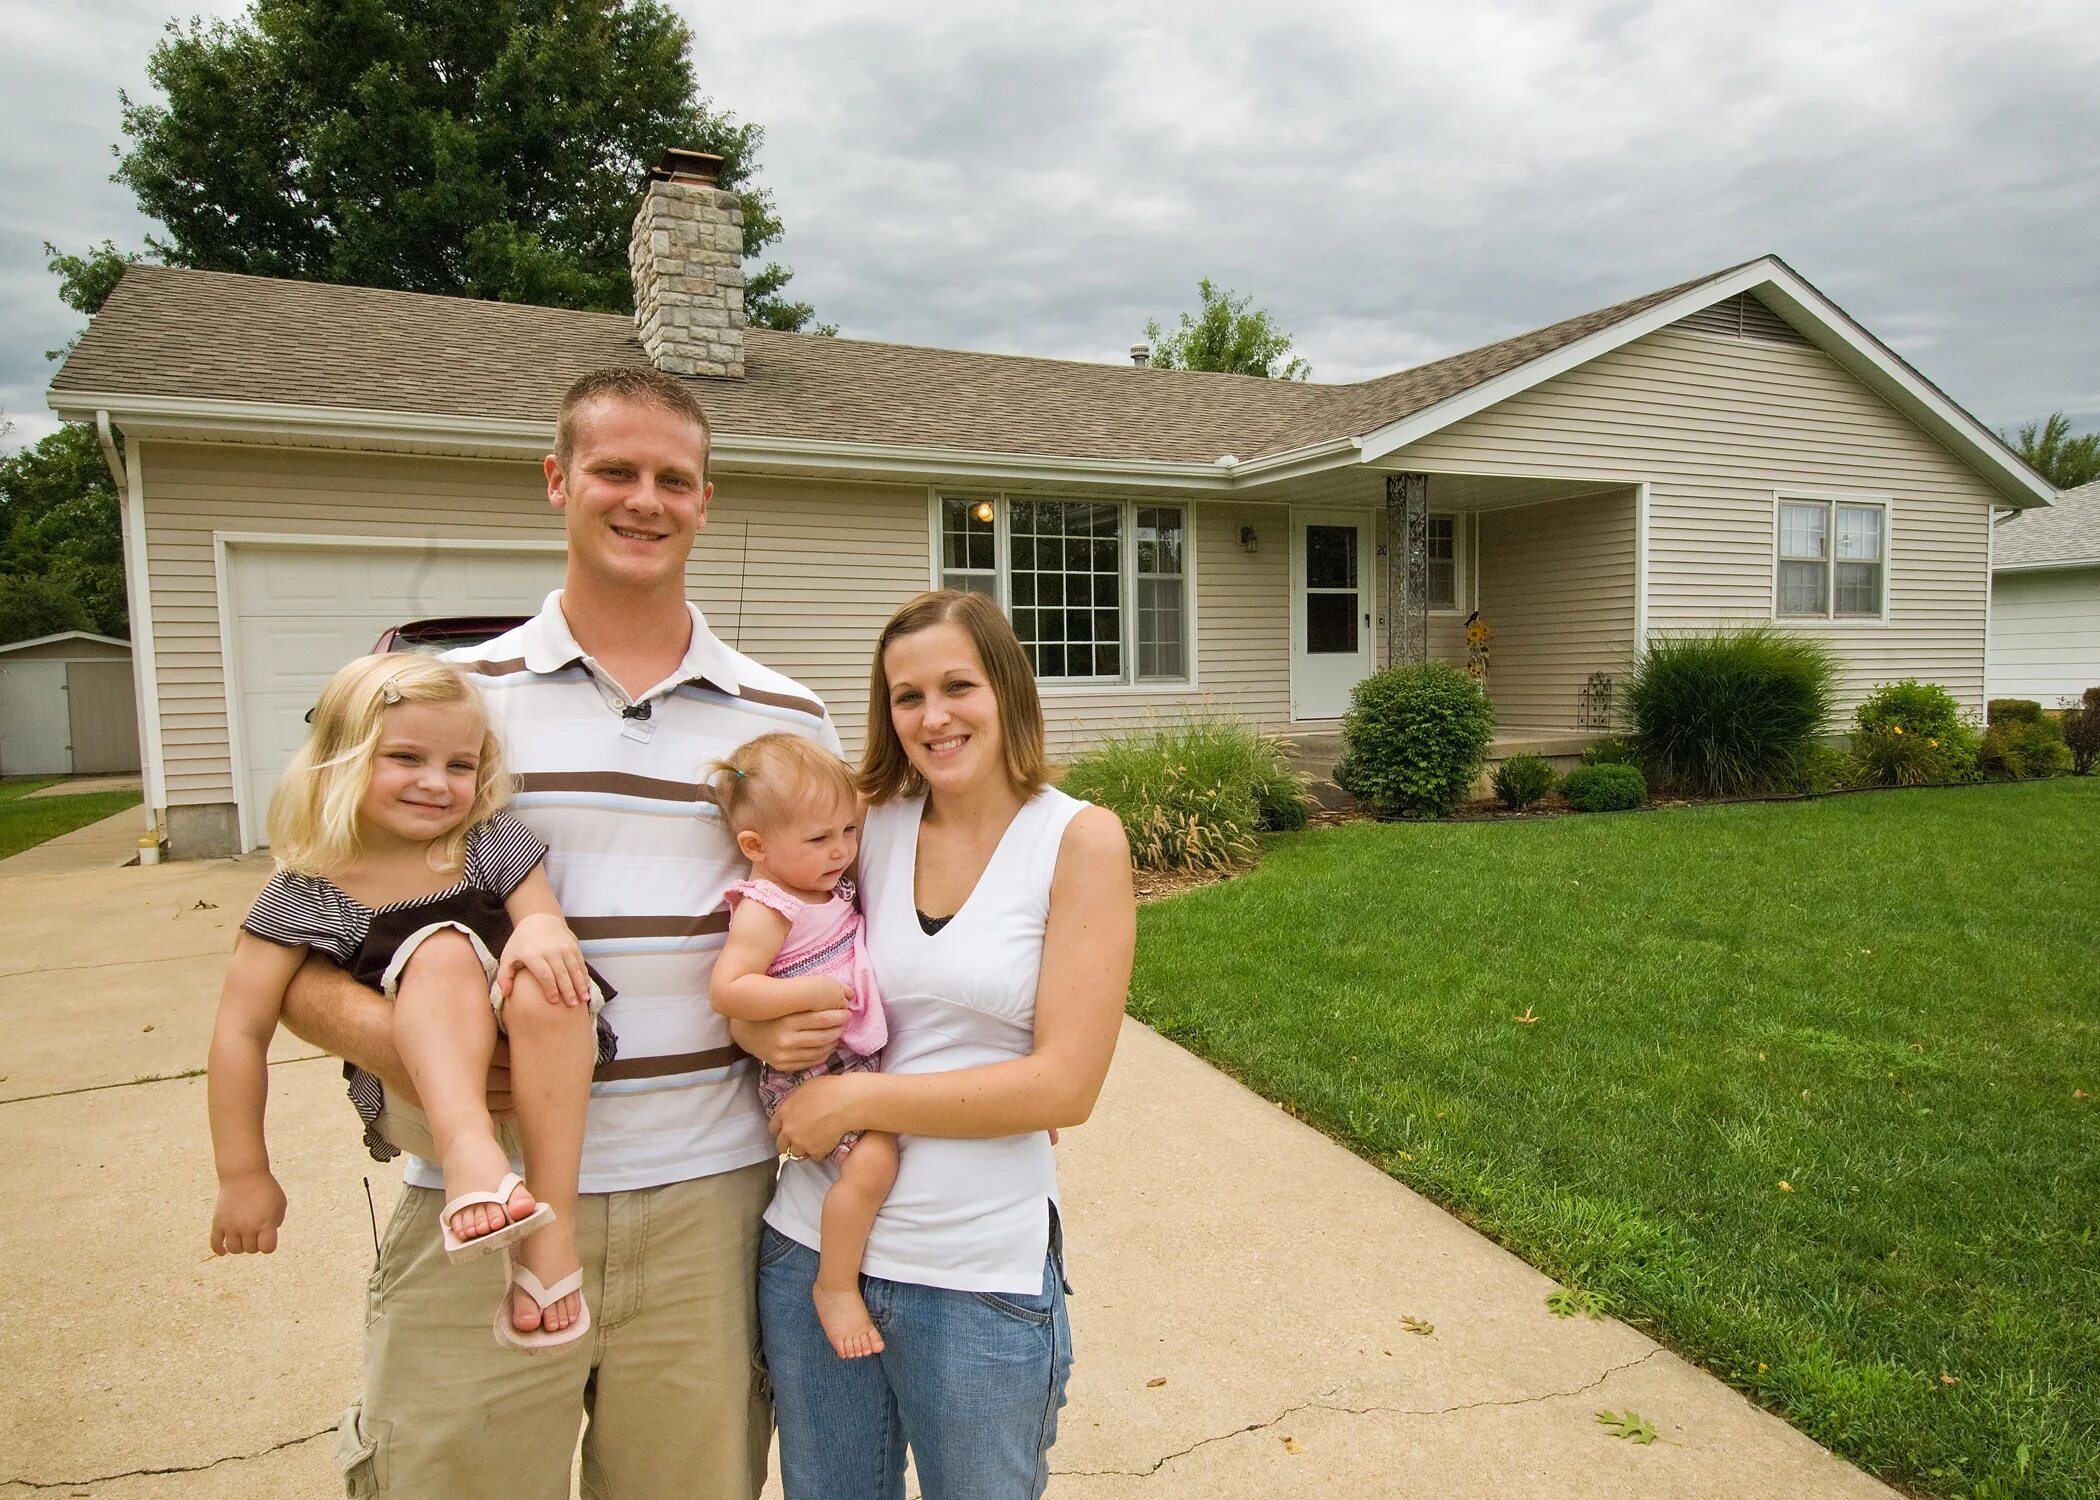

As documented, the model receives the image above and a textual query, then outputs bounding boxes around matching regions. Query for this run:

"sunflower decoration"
[1464,611,1492,684]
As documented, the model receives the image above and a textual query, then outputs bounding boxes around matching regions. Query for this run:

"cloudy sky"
[3,0,2095,452]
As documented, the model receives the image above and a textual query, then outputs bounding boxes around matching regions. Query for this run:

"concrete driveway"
[0,813,1900,1498]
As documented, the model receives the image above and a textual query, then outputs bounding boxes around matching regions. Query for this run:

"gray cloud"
[5,0,2095,455]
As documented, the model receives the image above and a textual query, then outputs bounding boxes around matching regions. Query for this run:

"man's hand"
[731,1007,848,1072]
[211,1169,288,1255]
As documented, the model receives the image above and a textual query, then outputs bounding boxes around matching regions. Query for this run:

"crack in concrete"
[1,1426,332,1491]
[0,947,229,982]
[0,1053,326,1108]
[1056,1349,1665,1480]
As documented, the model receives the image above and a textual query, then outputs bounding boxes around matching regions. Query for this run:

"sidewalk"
[0,850,1899,1499]
[0,802,148,878]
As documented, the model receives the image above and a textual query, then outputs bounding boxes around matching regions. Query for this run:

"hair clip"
[731,768,748,779]
[380,678,404,706]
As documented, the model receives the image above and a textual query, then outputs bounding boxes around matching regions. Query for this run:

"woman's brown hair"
[858,590,1051,805]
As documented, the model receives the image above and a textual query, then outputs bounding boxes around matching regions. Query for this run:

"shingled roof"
[1996,478,2100,568]
[51,261,1745,466]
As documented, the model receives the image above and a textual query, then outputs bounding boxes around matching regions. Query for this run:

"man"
[284,367,847,1498]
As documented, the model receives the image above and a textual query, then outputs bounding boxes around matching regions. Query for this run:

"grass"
[1131,779,2100,1500]
[0,776,143,860]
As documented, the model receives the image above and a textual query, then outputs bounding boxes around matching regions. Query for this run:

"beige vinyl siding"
[1988,567,2100,704]
[138,442,928,806]
[1475,490,1636,728]
[1390,325,2002,712]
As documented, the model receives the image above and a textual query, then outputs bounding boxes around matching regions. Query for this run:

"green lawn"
[1132,780,2099,1500]
[0,777,144,860]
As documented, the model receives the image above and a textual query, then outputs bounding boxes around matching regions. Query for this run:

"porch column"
[1385,472,1430,665]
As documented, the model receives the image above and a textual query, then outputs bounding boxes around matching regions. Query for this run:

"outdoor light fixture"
[1240,525,1259,554]
[972,500,995,524]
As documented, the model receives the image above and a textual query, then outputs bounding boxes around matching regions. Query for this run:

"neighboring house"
[48,150,2052,858]
[0,631,139,777]
[1990,477,2100,706]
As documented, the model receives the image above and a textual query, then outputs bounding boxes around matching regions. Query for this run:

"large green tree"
[98,0,824,329]
[2008,412,2100,491]
[1144,278,1310,380]
[0,422,126,644]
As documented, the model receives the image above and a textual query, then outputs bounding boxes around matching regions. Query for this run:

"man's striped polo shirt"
[395,590,841,1195]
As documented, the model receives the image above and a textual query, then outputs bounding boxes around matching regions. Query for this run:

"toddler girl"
[207,653,610,1353]
[709,732,895,1358]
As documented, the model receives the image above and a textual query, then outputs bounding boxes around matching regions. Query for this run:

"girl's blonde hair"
[268,654,509,878]
[711,732,856,837]
[859,590,1051,805]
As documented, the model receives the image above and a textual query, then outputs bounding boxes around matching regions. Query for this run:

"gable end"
[1670,292,1810,347]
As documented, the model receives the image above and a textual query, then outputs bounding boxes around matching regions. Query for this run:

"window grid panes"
[1777,499,1886,619]
[1009,500,1123,680]
[940,498,998,599]
[1427,515,1457,609]
[1135,507,1186,681]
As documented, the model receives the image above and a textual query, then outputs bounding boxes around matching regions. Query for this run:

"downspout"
[98,411,167,839]
[1982,505,2001,707]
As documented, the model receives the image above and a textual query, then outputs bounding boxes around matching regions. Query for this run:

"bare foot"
[813,1281,884,1359]
[510,1220,583,1334]
[442,1137,534,1244]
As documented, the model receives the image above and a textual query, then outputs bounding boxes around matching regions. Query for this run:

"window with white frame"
[936,496,1189,682]
[1776,498,1886,619]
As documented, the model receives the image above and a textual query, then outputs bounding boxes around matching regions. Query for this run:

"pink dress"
[723,877,887,1163]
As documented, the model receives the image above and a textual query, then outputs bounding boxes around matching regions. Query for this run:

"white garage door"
[227,543,565,848]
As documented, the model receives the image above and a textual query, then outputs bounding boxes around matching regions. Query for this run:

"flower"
[1892,726,1904,735]
[1929,738,1939,748]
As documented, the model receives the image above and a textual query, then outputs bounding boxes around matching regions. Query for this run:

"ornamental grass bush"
[1849,679,1980,786]
[1559,762,1647,812]
[1579,736,1636,767]
[1334,662,1495,818]
[2064,687,2100,775]
[1060,716,1312,872]
[1623,627,1836,795]
[1491,753,1557,811]
[1976,716,2070,781]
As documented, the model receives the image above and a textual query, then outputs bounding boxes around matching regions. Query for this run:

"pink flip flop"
[495,1251,591,1355]
[439,1171,554,1263]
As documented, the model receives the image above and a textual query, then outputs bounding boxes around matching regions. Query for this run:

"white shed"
[1990,479,2100,707]
[0,631,141,776]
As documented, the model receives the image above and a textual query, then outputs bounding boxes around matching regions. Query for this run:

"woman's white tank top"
[763,785,1086,1294]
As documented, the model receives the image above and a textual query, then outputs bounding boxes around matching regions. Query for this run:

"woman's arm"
[207,934,306,1253]
[769,807,1134,1156]
[711,898,854,1021]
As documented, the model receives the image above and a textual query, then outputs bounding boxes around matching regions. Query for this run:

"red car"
[374,616,529,655]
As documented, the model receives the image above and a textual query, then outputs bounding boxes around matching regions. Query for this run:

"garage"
[222,539,565,849]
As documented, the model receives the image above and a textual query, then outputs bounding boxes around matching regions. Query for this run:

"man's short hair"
[554,367,713,473]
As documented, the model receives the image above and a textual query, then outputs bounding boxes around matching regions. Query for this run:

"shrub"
[1624,628,1836,795]
[1987,698,2043,726]
[1335,662,1495,818]
[1579,736,1636,766]
[1849,679,1980,786]
[1560,762,1648,812]
[1977,716,2070,781]
[1061,717,1312,871]
[1491,754,1557,810]
[2064,688,2100,775]
[1798,743,1861,792]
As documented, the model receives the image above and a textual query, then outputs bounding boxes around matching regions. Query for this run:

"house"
[49,150,2053,858]
[0,630,139,777]
[1990,477,2100,706]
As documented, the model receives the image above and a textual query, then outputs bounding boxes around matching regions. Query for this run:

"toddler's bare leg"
[391,931,528,1242]
[500,970,595,1333]
[813,1130,900,1359]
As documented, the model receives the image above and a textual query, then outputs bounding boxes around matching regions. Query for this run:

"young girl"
[709,733,896,1359]
[207,653,609,1353]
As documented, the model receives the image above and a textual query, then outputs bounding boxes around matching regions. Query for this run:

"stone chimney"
[630,147,746,378]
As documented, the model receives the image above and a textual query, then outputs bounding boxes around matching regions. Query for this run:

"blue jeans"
[757,1222,1073,1500]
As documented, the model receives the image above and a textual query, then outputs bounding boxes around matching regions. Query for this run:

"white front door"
[1290,511,1376,719]
[224,542,565,849]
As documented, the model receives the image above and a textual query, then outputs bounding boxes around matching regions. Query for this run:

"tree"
[2008,412,2100,491]
[98,0,826,331]
[0,422,127,644]
[1144,278,1310,380]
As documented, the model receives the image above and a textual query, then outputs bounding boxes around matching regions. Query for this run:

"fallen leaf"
[1941,1373,1960,1386]
[1778,1181,1795,1192]
[1908,1043,1925,1053]
[1281,1435,1303,1454]
[1595,1410,1657,1445]
[1145,1377,1167,1388]
[1757,1051,1767,1062]
[1757,1362,1768,1374]
[192,899,218,910]
[2075,1090,2089,1101]
[1513,1006,1540,1025]
[1400,1315,1434,1336]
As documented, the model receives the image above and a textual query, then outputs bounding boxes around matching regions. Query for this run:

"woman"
[754,589,1135,1500]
